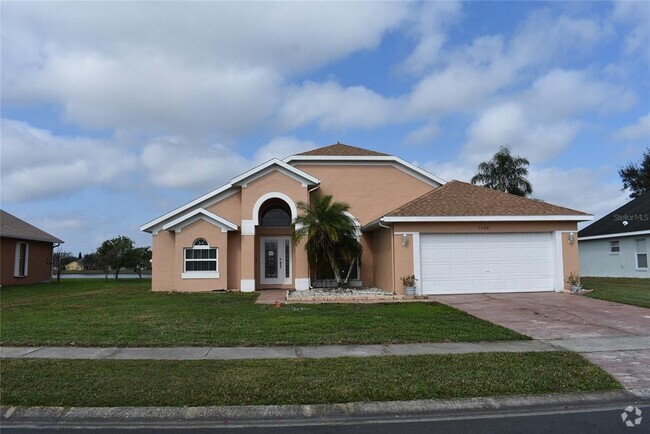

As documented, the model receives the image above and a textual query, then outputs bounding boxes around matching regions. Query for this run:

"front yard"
[1,352,620,407]
[582,277,650,308]
[0,279,526,346]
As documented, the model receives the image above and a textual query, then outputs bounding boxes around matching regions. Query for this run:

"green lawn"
[582,277,650,308]
[0,279,526,346]
[0,352,620,407]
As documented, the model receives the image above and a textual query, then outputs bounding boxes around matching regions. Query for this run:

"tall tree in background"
[471,145,533,197]
[96,236,135,280]
[619,148,650,198]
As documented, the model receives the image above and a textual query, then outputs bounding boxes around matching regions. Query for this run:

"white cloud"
[278,81,400,131]
[398,1,462,75]
[140,136,316,189]
[1,2,412,136]
[140,137,249,189]
[462,102,580,164]
[404,123,440,145]
[612,1,650,63]
[526,69,636,120]
[614,112,650,141]
[528,166,627,218]
[0,119,137,202]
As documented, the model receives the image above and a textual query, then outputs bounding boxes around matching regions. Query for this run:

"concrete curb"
[1,391,644,425]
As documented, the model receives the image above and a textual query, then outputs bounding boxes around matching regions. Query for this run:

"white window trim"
[635,238,648,271]
[14,242,29,277]
[609,240,620,255]
[182,240,219,279]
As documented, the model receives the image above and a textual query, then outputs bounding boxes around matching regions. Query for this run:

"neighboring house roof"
[370,180,591,225]
[297,143,389,157]
[578,193,650,240]
[0,209,63,243]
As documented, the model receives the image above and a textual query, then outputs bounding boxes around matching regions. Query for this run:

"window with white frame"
[184,238,218,273]
[14,242,29,277]
[609,240,620,253]
[636,239,647,269]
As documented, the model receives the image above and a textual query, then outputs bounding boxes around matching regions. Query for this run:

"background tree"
[293,194,362,286]
[96,236,135,280]
[471,145,533,197]
[128,246,152,278]
[52,247,75,282]
[82,253,97,270]
[619,148,649,198]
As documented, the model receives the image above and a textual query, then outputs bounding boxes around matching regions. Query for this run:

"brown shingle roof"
[296,143,389,157]
[387,180,588,217]
[0,210,63,243]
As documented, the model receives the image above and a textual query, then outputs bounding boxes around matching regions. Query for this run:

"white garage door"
[420,233,555,295]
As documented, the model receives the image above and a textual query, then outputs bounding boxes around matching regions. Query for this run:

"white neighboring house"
[578,193,649,278]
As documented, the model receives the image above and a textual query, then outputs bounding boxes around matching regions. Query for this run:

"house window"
[14,242,29,277]
[261,206,291,228]
[636,239,648,270]
[609,241,620,253]
[182,238,218,278]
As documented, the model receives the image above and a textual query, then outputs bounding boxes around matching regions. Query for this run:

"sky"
[1,1,649,255]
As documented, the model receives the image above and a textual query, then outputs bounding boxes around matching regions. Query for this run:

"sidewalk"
[0,340,554,360]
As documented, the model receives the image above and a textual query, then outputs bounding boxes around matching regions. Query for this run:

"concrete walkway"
[0,340,555,361]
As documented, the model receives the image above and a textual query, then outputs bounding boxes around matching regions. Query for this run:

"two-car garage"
[419,232,556,295]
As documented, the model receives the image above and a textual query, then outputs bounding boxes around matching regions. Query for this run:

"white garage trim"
[419,232,556,295]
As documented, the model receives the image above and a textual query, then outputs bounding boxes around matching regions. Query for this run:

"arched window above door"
[260,206,291,228]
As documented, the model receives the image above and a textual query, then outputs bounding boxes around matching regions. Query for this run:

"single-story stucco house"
[0,209,63,286]
[578,193,649,278]
[141,143,593,295]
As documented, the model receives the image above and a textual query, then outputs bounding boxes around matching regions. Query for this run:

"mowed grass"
[582,277,650,308]
[0,352,620,407]
[0,280,526,347]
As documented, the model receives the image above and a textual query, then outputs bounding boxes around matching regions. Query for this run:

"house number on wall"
[478,225,490,230]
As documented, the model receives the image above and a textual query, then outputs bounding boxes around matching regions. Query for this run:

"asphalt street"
[3,403,648,434]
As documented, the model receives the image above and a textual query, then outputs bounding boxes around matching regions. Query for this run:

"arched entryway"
[256,197,294,287]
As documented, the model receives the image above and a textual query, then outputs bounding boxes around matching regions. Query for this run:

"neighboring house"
[578,194,649,278]
[0,210,63,286]
[141,143,592,295]
[65,260,85,271]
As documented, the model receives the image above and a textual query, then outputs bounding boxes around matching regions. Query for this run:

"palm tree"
[293,194,362,286]
[470,145,533,196]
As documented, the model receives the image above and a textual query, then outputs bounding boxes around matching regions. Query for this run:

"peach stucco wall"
[0,237,54,286]
[562,232,580,290]
[207,191,242,225]
[152,230,175,291]
[294,164,435,226]
[393,233,414,295]
[372,227,394,293]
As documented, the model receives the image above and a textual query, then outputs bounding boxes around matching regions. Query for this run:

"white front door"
[260,236,292,285]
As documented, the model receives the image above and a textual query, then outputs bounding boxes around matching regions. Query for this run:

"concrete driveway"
[432,292,650,397]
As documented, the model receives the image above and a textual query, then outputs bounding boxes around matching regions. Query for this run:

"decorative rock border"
[285,288,429,303]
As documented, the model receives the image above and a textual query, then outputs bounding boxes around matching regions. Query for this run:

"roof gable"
[140,159,320,233]
[383,180,590,221]
[162,208,238,233]
[578,193,650,239]
[0,210,63,243]
[297,143,388,156]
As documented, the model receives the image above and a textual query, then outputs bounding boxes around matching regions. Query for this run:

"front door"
[260,236,292,285]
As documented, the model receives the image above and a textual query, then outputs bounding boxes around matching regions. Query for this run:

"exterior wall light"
[402,233,409,247]
[568,232,575,245]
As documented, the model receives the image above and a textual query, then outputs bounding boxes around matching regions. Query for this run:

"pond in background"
[54,274,151,279]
